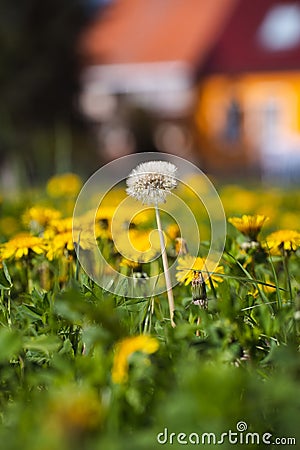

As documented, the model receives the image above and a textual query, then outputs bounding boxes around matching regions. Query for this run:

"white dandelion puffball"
[126,160,178,205]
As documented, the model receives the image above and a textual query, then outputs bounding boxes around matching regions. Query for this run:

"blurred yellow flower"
[96,206,117,222]
[176,254,224,286]
[119,258,140,269]
[112,335,159,384]
[228,215,269,241]
[278,212,300,230]
[47,386,103,436]
[166,223,180,240]
[0,216,20,238]
[46,173,82,198]
[264,230,300,254]
[220,185,258,214]
[114,228,161,263]
[46,232,74,261]
[130,209,154,226]
[22,206,61,231]
[109,207,154,233]
[46,217,73,234]
[251,283,276,298]
[179,174,210,197]
[94,207,115,239]
[1,233,46,260]
[46,229,94,261]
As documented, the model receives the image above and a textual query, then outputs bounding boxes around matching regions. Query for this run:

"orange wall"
[195,72,300,174]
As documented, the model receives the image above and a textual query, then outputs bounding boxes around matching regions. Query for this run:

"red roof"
[79,0,238,67]
[203,0,300,74]
[79,0,300,79]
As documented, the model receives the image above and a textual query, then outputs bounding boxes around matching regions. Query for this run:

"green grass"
[0,179,299,449]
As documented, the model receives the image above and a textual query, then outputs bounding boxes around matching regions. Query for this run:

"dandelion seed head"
[126,161,177,205]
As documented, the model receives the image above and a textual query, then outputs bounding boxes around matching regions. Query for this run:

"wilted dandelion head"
[126,161,177,205]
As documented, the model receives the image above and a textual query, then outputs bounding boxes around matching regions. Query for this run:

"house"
[78,0,300,180]
[196,0,300,180]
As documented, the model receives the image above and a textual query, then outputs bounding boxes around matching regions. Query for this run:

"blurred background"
[2,0,300,189]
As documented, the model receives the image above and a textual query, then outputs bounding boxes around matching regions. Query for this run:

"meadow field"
[0,172,299,449]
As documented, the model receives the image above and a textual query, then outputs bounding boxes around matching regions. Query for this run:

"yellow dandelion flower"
[47,386,103,435]
[112,335,159,384]
[95,208,114,239]
[46,231,74,261]
[119,258,140,269]
[47,217,73,234]
[96,206,117,222]
[74,210,113,241]
[110,207,154,233]
[46,173,82,198]
[228,215,269,241]
[166,223,180,240]
[251,282,276,298]
[130,209,154,226]
[114,228,161,263]
[264,229,300,254]
[22,206,61,231]
[1,233,46,260]
[176,254,224,286]
[46,229,94,261]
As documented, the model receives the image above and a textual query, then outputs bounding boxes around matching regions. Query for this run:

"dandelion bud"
[191,271,208,309]
[175,237,189,255]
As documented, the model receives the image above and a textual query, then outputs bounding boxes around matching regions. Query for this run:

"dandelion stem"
[282,248,293,302]
[7,291,11,328]
[155,204,176,327]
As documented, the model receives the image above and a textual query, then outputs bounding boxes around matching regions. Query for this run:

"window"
[257,3,300,51]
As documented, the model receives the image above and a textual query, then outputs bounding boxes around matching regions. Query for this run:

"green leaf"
[23,335,60,355]
[0,328,22,362]
[0,262,12,289]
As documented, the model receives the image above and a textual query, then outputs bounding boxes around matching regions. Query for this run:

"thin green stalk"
[282,248,293,303]
[26,261,33,293]
[155,205,175,327]
[7,290,11,328]
[143,296,155,334]
[75,234,81,282]
[226,251,274,313]
[266,244,282,309]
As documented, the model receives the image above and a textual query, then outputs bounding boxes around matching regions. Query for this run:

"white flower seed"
[126,161,177,205]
